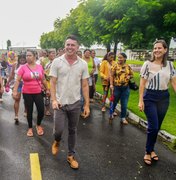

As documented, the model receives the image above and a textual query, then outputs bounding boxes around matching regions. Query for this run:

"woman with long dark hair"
[100,52,116,112]
[6,53,27,124]
[12,49,49,136]
[110,52,133,124]
[138,39,176,165]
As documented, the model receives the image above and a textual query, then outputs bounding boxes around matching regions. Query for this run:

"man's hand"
[52,100,62,110]
[82,105,90,118]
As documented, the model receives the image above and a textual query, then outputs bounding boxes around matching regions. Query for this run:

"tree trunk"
[106,44,111,53]
[113,41,118,60]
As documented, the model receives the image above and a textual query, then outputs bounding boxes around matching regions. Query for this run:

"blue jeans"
[144,89,169,153]
[113,85,130,120]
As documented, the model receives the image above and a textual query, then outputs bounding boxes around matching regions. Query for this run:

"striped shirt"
[140,60,176,90]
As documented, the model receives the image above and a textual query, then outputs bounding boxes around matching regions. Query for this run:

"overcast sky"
[0,0,79,49]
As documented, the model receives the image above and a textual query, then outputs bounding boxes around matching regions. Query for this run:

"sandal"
[151,151,159,161]
[14,117,19,125]
[36,126,44,136]
[109,118,113,124]
[24,112,27,117]
[121,119,128,125]
[101,107,106,112]
[45,111,51,116]
[27,128,33,137]
[113,112,118,116]
[144,153,152,165]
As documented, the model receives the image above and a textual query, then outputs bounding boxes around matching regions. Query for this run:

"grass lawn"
[95,60,176,136]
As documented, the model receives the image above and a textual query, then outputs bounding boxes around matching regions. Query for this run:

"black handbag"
[129,80,139,90]
[41,89,46,97]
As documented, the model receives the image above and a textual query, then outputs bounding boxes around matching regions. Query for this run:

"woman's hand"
[89,69,95,76]
[110,85,114,91]
[103,76,109,81]
[45,89,50,96]
[0,87,4,94]
[138,100,144,112]
[12,90,18,100]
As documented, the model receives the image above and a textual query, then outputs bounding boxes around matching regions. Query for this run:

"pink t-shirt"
[18,64,44,94]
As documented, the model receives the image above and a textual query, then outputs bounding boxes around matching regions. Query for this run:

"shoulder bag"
[129,80,139,91]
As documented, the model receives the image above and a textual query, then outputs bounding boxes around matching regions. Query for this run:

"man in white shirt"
[50,35,90,169]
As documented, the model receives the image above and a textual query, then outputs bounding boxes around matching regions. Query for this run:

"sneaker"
[67,155,79,169]
[52,140,60,155]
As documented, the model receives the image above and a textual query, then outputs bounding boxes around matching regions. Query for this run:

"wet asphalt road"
[0,91,176,180]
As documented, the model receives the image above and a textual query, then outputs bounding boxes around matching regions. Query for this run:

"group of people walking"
[99,51,134,125]
[0,37,176,169]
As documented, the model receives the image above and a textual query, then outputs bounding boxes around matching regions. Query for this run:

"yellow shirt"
[100,60,116,85]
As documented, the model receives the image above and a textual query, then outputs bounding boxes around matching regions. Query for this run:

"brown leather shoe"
[52,141,60,155]
[67,155,79,169]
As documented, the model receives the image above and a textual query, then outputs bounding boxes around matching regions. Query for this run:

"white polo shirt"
[49,55,89,105]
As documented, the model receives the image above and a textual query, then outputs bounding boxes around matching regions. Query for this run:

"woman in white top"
[6,53,27,124]
[138,39,176,165]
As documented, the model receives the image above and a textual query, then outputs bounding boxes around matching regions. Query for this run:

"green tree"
[40,0,176,51]
[40,31,63,49]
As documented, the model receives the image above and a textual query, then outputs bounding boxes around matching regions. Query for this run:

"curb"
[95,92,176,143]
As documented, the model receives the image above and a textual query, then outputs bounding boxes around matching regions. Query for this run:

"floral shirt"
[111,63,133,86]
